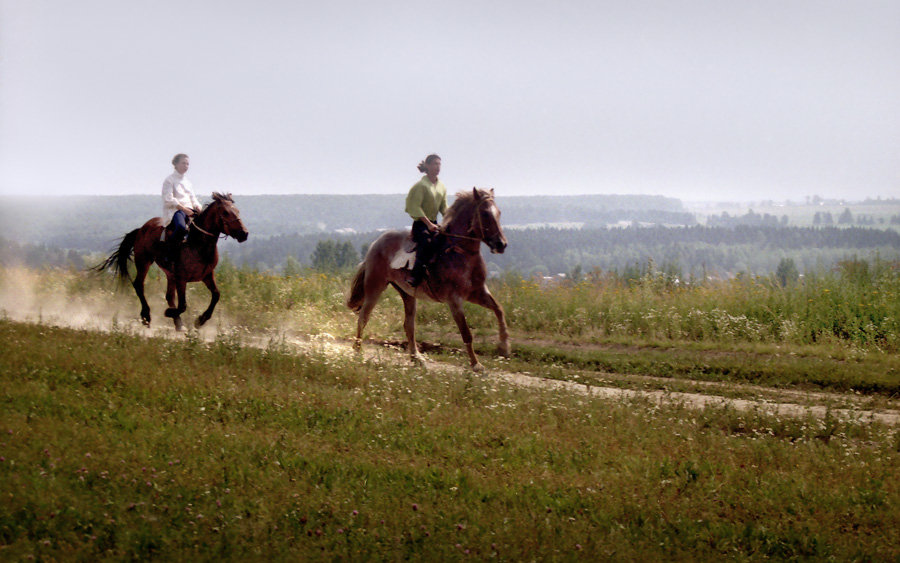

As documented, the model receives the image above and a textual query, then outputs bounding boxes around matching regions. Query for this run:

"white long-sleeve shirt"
[161,172,201,223]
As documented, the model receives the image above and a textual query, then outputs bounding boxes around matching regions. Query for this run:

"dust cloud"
[2,266,898,426]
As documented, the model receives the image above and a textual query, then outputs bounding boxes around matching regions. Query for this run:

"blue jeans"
[171,210,188,241]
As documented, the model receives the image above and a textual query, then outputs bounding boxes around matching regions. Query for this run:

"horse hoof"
[498,342,511,358]
[195,316,207,329]
[141,317,151,327]
[471,362,485,373]
[411,353,426,366]
[174,318,184,332]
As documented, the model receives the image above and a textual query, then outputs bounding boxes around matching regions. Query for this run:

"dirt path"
[352,341,900,426]
[3,295,899,426]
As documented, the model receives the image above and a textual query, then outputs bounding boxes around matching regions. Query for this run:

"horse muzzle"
[489,238,507,254]
[234,230,249,243]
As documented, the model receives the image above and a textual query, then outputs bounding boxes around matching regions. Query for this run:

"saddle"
[389,231,447,272]
[160,215,193,242]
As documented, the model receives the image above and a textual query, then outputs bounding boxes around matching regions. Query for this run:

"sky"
[1,0,898,202]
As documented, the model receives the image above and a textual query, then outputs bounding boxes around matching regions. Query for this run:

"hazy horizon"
[1,1,897,201]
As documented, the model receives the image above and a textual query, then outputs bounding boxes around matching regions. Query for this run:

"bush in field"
[775,257,799,287]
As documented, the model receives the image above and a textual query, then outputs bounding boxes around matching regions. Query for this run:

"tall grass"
[186,257,900,353]
[1,320,898,560]
[482,258,900,352]
[2,258,898,396]
[7,256,893,353]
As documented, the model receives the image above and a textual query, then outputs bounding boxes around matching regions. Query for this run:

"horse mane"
[442,188,491,226]
[197,192,234,215]
[211,192,234,204]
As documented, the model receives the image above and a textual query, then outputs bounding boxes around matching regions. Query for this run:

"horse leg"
[162,276,182,331]
[398,290,424,364]
[467,285,510,357]
[133,258,152,326]
[447,297,482,372]
[354,279,387,352]
[195,272,219,328]
[164,276,187,332]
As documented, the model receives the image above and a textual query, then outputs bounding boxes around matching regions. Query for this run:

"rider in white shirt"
[161,153,201,267]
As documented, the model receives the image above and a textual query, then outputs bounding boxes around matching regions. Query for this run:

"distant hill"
[2,193,897,278]
[0,193,693,251]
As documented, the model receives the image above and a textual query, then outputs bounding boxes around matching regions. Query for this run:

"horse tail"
[345,262,366,312]
[92,229,138,284]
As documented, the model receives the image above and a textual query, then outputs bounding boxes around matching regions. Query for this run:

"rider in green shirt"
[405,154,447,287]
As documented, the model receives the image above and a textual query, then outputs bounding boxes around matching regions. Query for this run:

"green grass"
[3,260,900,398]
[2,262,900,557]
[1,320,900,560]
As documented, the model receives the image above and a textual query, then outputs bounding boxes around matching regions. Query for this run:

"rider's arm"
[416,216,440,232]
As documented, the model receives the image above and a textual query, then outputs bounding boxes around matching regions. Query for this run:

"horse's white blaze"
[488,202,500,224]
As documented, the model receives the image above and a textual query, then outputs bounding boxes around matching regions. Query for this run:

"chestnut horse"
[94,192,248,331]
[346,188,509,371]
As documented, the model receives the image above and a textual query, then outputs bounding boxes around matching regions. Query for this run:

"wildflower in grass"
[412,503,418,511]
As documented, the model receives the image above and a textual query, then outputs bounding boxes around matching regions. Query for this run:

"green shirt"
[405,176,448,222]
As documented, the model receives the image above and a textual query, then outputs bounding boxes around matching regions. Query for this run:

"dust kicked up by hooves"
[2,266,899,426]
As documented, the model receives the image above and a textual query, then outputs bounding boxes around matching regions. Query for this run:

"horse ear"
[472,187,480,201]
[489,188,495,197]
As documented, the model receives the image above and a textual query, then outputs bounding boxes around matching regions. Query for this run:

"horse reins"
[189,220,224,239]
[188,204,242,240]
[442,196,494,244]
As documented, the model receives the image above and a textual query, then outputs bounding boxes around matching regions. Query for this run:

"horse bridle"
[443,196,496,243]
[189,203,241,240]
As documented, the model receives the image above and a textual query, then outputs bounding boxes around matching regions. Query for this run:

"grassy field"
[1,262,900,559]
[2,320,899,560]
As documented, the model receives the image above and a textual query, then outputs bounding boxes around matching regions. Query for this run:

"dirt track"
[2,286,899,427]
[347,338,900,426]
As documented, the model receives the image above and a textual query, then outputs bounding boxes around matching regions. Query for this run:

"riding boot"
[408,262,426,287]
[165,235,183,270]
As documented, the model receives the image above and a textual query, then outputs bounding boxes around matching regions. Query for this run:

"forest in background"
[1,194,898,278]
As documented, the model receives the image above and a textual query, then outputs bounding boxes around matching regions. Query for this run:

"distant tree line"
[0,193,694,251]
[706,210,788,228]
[216,225,899,279]
[0,238,89,269]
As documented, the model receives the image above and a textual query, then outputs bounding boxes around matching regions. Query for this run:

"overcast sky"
[1,0,897,201]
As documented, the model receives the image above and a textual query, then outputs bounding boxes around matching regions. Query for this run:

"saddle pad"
[390,248,416,270]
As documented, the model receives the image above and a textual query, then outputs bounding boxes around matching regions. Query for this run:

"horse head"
[199,192,249,242]
[468,187,507,254]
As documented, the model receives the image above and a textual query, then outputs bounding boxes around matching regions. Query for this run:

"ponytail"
[417,153,441,173]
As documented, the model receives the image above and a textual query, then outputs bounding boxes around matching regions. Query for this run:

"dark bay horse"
[346,188,509,371]
[95,192,248,331]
